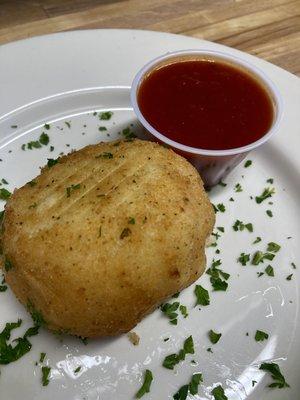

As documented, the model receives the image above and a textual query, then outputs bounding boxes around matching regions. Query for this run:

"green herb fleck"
[259,362,289,388]
[286,274,293,281]
[216,203,225,213]
[173,373,203,399]
[136,369,153,398]
[161,302,179,325]
[95,152,113,159]
[128,217,135,225]
[44,124,50,130]
[252,380,257,387]
[208,330,222,344]
[179,305,188,318]
[211,385,228,400]
[252,251,275,265]
[206,259,229,291]
[0,319,40,365]
[238,253,250,266]
[122,127,137,139]
[1,178,8,185]
[11,125,18,129]
[217,226,225,233]
[47,157,60,168]
[255,187,275,204]
[253,237,262,244]
[66,184,81,197]
[265,265,274,277]
[0,188,11,200]
[267,242,281,253]
[39,132,50,146]
[4,259,13,272]
[99,126,107,131]
[163,336,194,369]
[27,300,46,327]
[255,330,269,341]
[233,220,253,232]
[235,183,243,192]
[99,111,113,120]
[194,285,210,306]
[244,160,252,168]
[218,180,227,187]
[0,285,7,292]
[42,366,51,386]
[291,262,296,269]
[65,121,71,128]
[266,210,273,217]
[257,272,264,277]
[266,178,274,184]
[40,352,46,363]
[74,366,81,373]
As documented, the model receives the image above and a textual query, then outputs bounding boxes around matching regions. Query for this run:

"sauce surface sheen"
[138,60,274,150]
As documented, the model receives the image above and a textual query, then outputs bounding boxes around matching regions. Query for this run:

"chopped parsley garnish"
[74,366,81,373]
[265,265,274,276]
[211,385,228,400]
[120,227,131,239]
[0,284,7,292]
[238,253,250,266]
[253,237,262,244]
[42,366,51,386]
[257,272,264,277]
[173,373,203,399]
[44,124,50,130]
[244,160,252,168]
[161,302,179,325]
[206,259,229,291]
[99,126,107,132]
[0,188,11,200]
[128,217,135,225]
[229,197,234,201]
[163,336,194,369]
[286,274,293,281]
[218,180,227,187]
[255,187,275,204]
[40,352,46,363]
[39,132,49,145]
[208,330,222,344]
[291,262,296,269]
[11,125,18,128]
[4,259,13,272]
[233,220,253,232]
[266,209,273,217]
[252,380,257,387]
[65,121,71,128]
[135,369,153,398]
[217,226,225,233]
[27,180,37,187]
[27,140,42,149]
[266,178,274,184]
[1,178,8,184]
[0,319,40,365]
[122,127,137,139]
[194,285,210,306]
[255,330,269,341]
[267,242,281,252]
[99,111,113,120]
[95,152,113,159]
[47,157,60,168]
[235,183,243,192]
[179,305,188,318]
[207,347,213,353]
[214,203,226,213]
[252,251,275,265]
[66,184,81,197]
[27,300,46,327]
[259,362,289,388]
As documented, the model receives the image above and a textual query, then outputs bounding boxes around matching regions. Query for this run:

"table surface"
[0,0,299,77]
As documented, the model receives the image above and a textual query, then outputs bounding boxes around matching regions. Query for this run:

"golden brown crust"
[1,139,215,337]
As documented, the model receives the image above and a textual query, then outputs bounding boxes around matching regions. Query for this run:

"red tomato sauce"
[138,59,274,150]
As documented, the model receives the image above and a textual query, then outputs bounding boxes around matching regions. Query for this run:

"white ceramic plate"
[0,30,299,400]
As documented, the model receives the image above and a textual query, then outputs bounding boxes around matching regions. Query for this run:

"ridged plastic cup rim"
[130,49,283,157]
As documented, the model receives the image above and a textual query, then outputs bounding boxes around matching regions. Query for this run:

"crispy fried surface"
[1,139,215,337]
